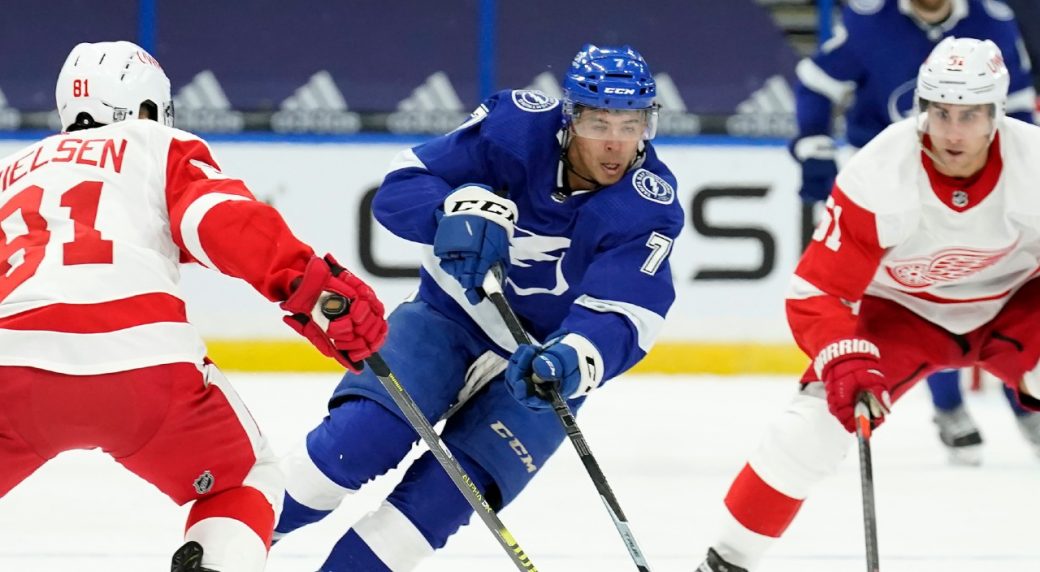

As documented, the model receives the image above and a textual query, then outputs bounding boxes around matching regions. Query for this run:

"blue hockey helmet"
[563,44,658,140]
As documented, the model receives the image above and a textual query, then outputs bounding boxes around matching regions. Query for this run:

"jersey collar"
[898,0,968,40]
[920,132,1002,212]
[555,130,596,202]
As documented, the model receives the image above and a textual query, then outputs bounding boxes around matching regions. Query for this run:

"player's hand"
[815,338,892,432]
[791,135,838,203]
[281,254,387,372]
[433,184,517,305]
[505,333,603,411]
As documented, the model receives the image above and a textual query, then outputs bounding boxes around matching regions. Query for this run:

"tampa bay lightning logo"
[511,90,559,113]
[887,78,918,123]
[632,170,674,205]
[509,227,571,296]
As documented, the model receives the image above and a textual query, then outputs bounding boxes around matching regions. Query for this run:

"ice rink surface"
[3,373,1038,571]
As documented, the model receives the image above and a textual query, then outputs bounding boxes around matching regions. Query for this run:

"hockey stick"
[854,397,881,572]
[481,266,652,572]
[319,297,538,572]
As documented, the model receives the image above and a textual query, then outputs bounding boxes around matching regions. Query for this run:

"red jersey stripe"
[899,288,1013,304]
[0,292,187,333]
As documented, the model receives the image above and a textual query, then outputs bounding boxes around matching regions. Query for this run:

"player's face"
[568,109,642,186]
[925,102,993,178]
[911,0,950,14]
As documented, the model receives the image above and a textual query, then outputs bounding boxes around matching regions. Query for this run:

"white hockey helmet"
[56,41,173,131]
[916,37,1009,126]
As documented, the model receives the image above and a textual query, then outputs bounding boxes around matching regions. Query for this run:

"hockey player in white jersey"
[792,0,1040,465]
[0,41,387,571]
[698,37,1040,571]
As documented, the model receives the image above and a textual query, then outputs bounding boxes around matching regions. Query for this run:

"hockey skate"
[933,406,983,466]
[695,547,749,572]
[1016,412,1040,458]
[171,541,216,572]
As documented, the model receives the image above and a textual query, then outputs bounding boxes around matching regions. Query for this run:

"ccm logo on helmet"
[603,87,636,95]
[135,50,163,70]
[988,53,1006,73]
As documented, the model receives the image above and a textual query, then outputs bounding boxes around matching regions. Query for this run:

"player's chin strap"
[916,108,999,169]
[558,130,602,193]
[916,122,956,176]
[558,129,647,195]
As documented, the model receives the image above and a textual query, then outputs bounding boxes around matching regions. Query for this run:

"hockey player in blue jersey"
[273,44,683,570]
[790,0,1040,465]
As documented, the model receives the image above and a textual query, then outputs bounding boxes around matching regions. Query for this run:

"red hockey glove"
[281,254,387,372]
[814,339,892,433]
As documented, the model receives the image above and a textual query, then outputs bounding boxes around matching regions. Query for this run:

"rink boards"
[0,135,814,374]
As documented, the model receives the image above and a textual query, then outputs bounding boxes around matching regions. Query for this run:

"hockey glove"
[790,135,838,204]
[505,333,604,411]
[815,338,892,433]
[433,184,517,305]
[281,254,387,372]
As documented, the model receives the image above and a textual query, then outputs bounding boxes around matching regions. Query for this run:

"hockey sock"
[714,386,852,569]
[320,448,496,571]
[274,491,333,540]
[926,369,963,411]
[185,486,274,572]
[725,463,803,538]
[276,397,418,538]
[320,504,425,572]
[1003,383,1028,416]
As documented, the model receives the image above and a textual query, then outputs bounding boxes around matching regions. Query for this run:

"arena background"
[2,0,1036,374]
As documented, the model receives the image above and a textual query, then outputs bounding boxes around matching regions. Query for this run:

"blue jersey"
[796,0,1036,148]
[374,90,684,381]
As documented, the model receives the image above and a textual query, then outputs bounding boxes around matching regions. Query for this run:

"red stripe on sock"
[724,463,804,538]
[186,486,275,549]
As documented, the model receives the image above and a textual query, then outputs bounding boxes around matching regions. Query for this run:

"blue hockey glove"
[505,333,604,411]
[790,135,838,204]
[433,184,517,305]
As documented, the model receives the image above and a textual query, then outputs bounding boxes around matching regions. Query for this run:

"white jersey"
[788,116,1040,356]
[0,120,313,374]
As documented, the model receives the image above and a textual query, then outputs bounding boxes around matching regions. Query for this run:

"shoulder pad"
[629,168,675,205]
[124,118,194,139]
[509,90,560,113]
[836,121,914,209]
[848,0,885,16]
[981,0,1015,21]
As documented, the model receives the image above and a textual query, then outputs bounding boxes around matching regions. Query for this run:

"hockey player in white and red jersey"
[0,41,387,571]
[697,37,1040,571]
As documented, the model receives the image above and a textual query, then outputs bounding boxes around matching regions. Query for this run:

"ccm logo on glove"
[443,185,518,227]
[445,197,518,222]
[435,184,518,305]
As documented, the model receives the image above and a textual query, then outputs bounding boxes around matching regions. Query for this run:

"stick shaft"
[483,268,651,571]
